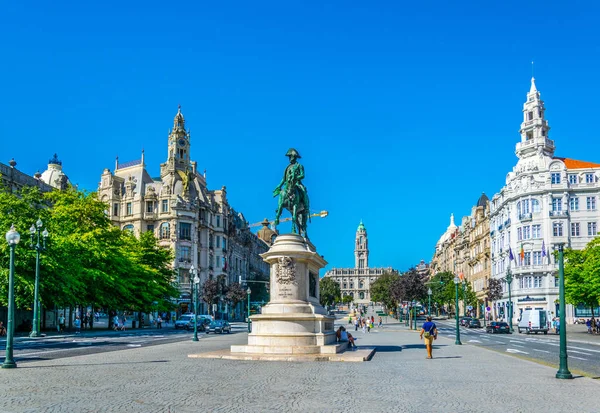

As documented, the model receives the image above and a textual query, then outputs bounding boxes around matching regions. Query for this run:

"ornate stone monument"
[230,149,339,355]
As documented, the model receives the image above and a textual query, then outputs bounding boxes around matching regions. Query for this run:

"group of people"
[349,315,383,333]
[113,315,128,331]
[586,318,600,334]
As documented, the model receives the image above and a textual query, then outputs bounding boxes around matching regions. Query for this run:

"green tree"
[319,277,341,306]
[370,272,401,311]
[564,239,600,316]
[487,278,503,302]
[342,295,354,305]
[226,282,247,309]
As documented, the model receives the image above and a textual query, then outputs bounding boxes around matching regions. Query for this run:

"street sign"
[467,306,473,310]
[486,306,491,312]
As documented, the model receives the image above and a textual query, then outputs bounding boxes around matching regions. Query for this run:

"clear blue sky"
[2,1,600,272]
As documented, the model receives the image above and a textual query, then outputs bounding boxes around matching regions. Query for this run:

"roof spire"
[530,76,537,93]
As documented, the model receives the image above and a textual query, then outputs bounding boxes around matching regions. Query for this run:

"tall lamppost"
[427,288,432,316]
[412,300,417,330]
[247,287,252,333]
[190,265,199,342]
[505,266,514,333]
[3,225,21,369]
[29,219,48,338]
[453,275,462,345]
[555,243,573,379]
[461,278,467,317]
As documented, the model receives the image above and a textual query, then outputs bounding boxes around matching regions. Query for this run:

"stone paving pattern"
[0,319,597,413]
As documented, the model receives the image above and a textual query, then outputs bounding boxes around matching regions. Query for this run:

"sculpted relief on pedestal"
[275,256,297,285]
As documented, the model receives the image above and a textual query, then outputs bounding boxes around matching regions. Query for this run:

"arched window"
[123,224,134,233]
[160,222,170,239]
[359,281,364,289]
[350,292,354,298]
[359,292,365,299]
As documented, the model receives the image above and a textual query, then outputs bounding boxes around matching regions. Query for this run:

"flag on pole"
[542,240,546,263]
[520,243,525,264]
[508,246,515,261]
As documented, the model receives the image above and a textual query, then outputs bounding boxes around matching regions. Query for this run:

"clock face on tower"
[178,139,186,147]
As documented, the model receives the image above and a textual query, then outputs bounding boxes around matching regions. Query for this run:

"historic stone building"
[0,157,57,193]
[97,106,267,316]
[431,194,491,317]
[490,78,600,323]
[324,221,399,305]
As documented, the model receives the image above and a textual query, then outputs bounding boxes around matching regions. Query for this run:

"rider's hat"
[285,148,301,159]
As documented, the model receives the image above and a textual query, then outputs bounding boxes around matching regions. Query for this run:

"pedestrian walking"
[74,316,81,334]
[354,317,359,332]
[378,316,383,328]
[157,316,162,329]
[362,319,367,334]
[113,315,120,331]
[58,314,66,333]
[121,315,127,331]
[419,316,438,359]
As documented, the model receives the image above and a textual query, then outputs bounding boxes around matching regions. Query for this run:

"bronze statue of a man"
[273,148,310,237]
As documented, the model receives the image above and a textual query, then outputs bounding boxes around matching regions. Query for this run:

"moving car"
[486,322,511,334]
[206,320,231,334]
[459,317,472,327]
[175,314,209,331]
[467,319,481,328]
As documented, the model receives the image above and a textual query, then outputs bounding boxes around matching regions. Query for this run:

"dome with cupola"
[40,154,70,190]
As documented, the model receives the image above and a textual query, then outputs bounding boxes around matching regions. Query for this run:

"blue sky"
[2,1,600,272]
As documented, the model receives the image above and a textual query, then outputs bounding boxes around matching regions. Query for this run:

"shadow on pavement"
[17,360,169,369]
[400,344,448,350]
[373,345,403,352]
[430,356,462,359]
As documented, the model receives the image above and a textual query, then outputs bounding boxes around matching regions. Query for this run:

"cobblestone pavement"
[0,320,597,413]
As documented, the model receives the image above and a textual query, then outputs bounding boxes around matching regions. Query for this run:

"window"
[526,131,533,140]
[532,199,540,213]
[517,202,521,216]
[528,111,533,120]
[123,224,134,233]
[523,226,531,240]
[222,238,227,250]
[571,222,580,237]
[146,201,154,213]
[551,173,561,184]
[216,236,221,248]
[588,222,598,236]
[343,283,347,289]
[126,202,132,215]
[534,276,543,288]
[359,281,364,289]
[553,222,563,237]
[554,277,559,287]
[113,203,119,217]
[350,283,354,289]
[522,199,530,214]
[162,199,169,213]
[569,197,579,211]
[160,223,170,239]
[523,252,531,266]
[147,224,155,233]
[586,173,594,183]
[359,259,365,269]
[532,224,541,238]
[178,246,191,262]
[587,196,596,210]
[520,276,532,289]
[216,216,221,227]
[552,197,562,211]
[179,223,192,240]
[533,251,542,265]
[569,174,578,185]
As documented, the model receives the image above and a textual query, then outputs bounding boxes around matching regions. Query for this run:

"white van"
[517,310,550,334]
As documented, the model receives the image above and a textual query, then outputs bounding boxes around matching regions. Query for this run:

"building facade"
[324,221,399,305]
[0,158,56,193]
[490,78,600,323]
[97,106,268,316]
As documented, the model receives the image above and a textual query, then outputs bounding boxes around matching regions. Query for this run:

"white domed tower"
[355,220,369,269]
[40,154,70,190]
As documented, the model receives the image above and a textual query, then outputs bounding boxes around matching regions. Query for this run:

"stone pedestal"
[231,234,340,355]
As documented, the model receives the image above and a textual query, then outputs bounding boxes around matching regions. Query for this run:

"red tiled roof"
[554,157,600,169]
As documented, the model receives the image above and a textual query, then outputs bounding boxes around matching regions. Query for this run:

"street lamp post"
[505,267,514,333]
[3,225,21,368]
[412,300,417,330]
[461,280,466,317]
[427,288,432,316]
[29,219,48,338]
[453,275,462,345]
[247,287,252,333]
[190,265,199,342]
[555,243,573,379]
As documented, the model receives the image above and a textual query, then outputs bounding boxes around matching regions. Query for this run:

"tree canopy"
[564,239,600,315]
[370,272,401,310]
[319,277,341,306]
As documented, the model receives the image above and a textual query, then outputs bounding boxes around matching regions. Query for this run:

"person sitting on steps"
[336,326,356,348]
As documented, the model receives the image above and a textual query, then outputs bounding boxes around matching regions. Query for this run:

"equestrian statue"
[273,148,311,238]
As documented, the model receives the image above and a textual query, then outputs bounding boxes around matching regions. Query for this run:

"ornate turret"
[165,105,191,170]
[40,154,69,190]
[355,220,369,269]
[516,77,555,159]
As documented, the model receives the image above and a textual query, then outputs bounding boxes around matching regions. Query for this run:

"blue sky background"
[2,1,600,272]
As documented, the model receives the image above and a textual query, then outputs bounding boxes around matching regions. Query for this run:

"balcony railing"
[549,211,569,218]
[504,219,511,227]
[519,213,532,221]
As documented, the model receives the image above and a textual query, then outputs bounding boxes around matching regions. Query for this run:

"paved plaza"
[0,318,597,413]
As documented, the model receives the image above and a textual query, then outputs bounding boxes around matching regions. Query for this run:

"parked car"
[459,317,472,327]
[517,310,550,334]
[574,318,587,325]
[206,320,231,334]
[486,322,511,334]
[467,319,481,328]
